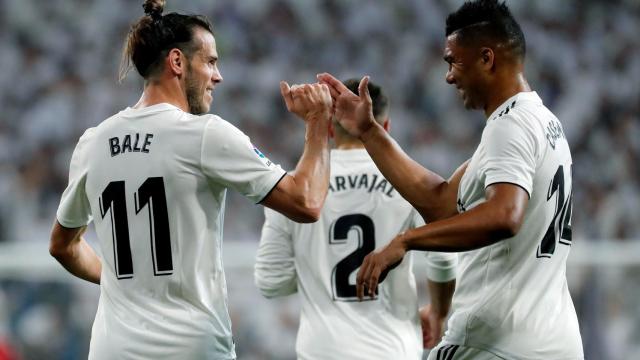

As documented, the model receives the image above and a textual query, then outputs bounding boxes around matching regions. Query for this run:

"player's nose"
[212,67,223,84]
[445,71,455,85]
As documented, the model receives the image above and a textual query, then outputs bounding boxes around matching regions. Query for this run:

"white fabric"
[450,92,583,359]
[427,342,504,360]
[255,149,457,360]
[57,103,285,360]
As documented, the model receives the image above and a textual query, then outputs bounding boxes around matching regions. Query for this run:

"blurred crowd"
[0,0,638,244]
[0,0,638,359]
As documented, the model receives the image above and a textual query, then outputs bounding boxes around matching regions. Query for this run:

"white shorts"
[427,343,504,360]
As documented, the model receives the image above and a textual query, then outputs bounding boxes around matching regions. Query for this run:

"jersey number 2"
[329,214,376,301]
[99,177,173,279]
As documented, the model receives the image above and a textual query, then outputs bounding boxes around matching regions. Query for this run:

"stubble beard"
[185,67,208,115]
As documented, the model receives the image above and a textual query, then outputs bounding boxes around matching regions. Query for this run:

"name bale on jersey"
[109,133,153,157]
[329,173,395,197]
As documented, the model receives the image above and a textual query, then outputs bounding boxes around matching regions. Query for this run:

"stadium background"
[0,0,638,358]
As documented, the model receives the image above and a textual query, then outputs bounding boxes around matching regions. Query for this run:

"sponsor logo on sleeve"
[252,146,272,167]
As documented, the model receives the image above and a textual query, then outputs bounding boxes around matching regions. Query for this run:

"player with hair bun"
[49,1,333,359]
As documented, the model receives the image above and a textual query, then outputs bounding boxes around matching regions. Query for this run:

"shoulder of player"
[201,114,246,137]
[73,127,98,150]
[485,104,543,139]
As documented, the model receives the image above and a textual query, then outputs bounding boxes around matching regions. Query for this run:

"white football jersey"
[255,149,457,360]
[449,92,583,359]
[56,103,285,360]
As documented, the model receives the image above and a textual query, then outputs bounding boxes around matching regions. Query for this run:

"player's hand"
[316,73,377,139]
[355,236,407,300]
[420,304,445,349]
[280,81,332,122]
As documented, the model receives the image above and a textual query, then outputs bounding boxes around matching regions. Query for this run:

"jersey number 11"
[99,177,173,279]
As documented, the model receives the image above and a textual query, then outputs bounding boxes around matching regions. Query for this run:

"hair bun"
[143,0,166,20]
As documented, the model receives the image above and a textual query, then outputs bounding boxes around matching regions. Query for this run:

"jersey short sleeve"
[424,251,458,283]
[478,115,537,197]
[56,128,95,228]
[201,116,286,203]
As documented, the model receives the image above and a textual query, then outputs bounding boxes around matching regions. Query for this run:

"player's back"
[288,149,423,359]
[452,92,582,359]
[79,104,238,359]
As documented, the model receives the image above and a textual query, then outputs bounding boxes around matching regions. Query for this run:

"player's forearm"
[359,123,452,220]
[290,117,331,213]
[400,201,519,252]
[50,237,101,284]
[255,223,299,298]
[427,279,455,319]
[254,256,299,298]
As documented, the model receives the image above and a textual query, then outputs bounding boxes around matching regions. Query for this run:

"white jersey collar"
[331,148,370,161]
[487,91,542,122]
[121,103,182,117]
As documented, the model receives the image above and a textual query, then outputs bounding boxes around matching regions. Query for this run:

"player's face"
[443,34,487,110]
[185,28,223,114]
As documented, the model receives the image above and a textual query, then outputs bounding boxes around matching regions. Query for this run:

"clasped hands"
[280,73,379,138]
[281,73,408,300]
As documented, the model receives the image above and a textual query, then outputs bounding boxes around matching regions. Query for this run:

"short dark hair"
[119,0,214,81]
[445,0,526,61]
[343,78,389,122]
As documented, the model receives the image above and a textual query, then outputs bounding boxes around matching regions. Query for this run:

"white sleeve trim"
[425,252,458,282]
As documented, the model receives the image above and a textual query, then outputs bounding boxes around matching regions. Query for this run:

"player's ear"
[167,48,186,77]
[480,47,494,71]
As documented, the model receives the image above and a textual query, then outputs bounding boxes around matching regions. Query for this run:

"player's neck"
[335,141,365,150]
[483,72,530,118]
[133,79,189,112]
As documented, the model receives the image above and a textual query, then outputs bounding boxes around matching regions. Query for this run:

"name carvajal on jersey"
[329,173,395,197]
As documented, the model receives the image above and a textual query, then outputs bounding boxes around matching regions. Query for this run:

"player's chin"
[461,96,473,109]
[202,96,213,112]
[462,97,480,110]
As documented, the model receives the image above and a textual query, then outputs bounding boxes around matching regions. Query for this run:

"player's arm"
[420,251,457,348]
[317,73,464,221]
[356,183,527,299]
[254,208,298,298]
[402,183,528,252]
[49,221,101,284]
[421,279,456,348]
[261,82,332,223]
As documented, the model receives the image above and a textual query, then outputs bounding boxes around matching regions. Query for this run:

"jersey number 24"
[537,165,572,258]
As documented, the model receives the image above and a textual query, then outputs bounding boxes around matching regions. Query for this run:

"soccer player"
[254,79,457,359]
[48,1,332,359]
[318,0,584,359]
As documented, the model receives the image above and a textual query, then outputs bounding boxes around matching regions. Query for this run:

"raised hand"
[316,73,377,138]
[280,81,332,122]
[355,236,407,300]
